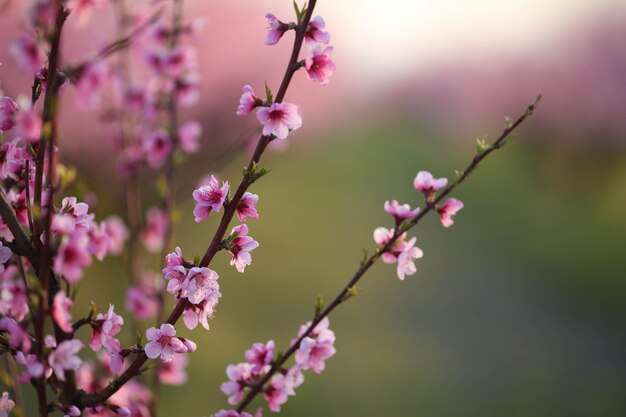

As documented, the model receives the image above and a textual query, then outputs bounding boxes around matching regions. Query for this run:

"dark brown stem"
[78,1,318,409]
[234,94,542,413]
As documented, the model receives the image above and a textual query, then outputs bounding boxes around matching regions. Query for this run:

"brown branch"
[234,94,542,413]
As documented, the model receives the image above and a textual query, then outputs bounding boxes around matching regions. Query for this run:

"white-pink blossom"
[53,231,92,283]
[227,224,259,273]
[236,192,259,222]
[48,340,83,381]
[256,102,302,140]
[89,304,123,351]
[305,16,330,46]
[144,324,188,362]
[182,267,219,305]
[413,171,448,197]
[0,392,15,417]
[384,200,420,226]
[305,45,335,86]
[244,340,274,373]
[236,85,258,116]
[438,198,464,228]
[265,13,288,45]
[221,362,253,405]
[192,175,229,222]
[178,120,202,153]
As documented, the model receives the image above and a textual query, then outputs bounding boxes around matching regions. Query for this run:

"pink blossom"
[51,291,73,333]
[53,231,92,283]
[373,227,403,264]
[263,374,290,412]
[9,35,44,74]
[165,46,197,77]
[384,200,420,226]
[0,243,12,272]
[244,340,274,373]
[13,105,42,142]
[105,338,124,374]
[305,16,331,46]
[182,293,220,330]
[28,0,56,32]
[143,129,172,168]
[178,120,202,154]
[236,192,259,222]
[60,196,92,230]
[176,72,200,106]
[227,224,259,273]
[144,324,188,362]
[14,351,45,380]
[88,222,111,261]
[158,353,188,385]
[162,247,187,295]
[413,171,448,197]
[0,269,29,321]
[295,336,336,374]
[0,317,31,352]
[236,85,258,116]
[89,304,123,351]
[125,284,158,321]
[221,362,253,405]
[67,0,109,25]
[265,13,288,45]
[140,207,168,253]
[182,267,219,305]
[396,237,423,280]
[48,340,83,381]
[103,216,129,255]
[256,102,302,140]
[305,45,335,86]
[192,175,229,222]
[0,392,15,416]
[76,61,110,108]
[437,198,464,228]
[0,97,18,131]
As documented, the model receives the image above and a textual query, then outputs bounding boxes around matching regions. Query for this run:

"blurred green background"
[80,120,626,416]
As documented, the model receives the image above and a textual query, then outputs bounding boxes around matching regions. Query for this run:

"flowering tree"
[0,1,540,416]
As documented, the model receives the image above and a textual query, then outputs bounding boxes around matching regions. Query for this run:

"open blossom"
[0,243,12,272]
[244,340,274,373]
[236,85,258,116]
[265,13,289,45]
[256,102,302,140]
[221,362,253,405]
[140,207,168,253]
[125,283,158,321]
[0,97,18,131]
[53,231,92,283]
[144,324,188,362]
[0,317,31,352]
[183,267,219,305]
[438,198,464,228]
[305,45,335,86]
[159,353,188,385]
[14,105,42,142]
[294,317,336,374]
[9,34,44,73]
[103,215,129,255]
[263,374,290,412]
[227,224,259,273]
[193,175,229,222]
[0,392,15,417]
[178,120,202,153]
[143,129,172,168]
[66,0,109,25]
[48,340,83,381]
[76,61,110,108]
[51,291,73,333]
[89,304,124,351]
[236,192,259,222]
[14,351,45,380]
[163,247,188,295]
[305,16,330,46]
[413,171,448,197]
[0,270,29,321]
[105,338,125,374]
[384,200,420,226]
[396,237,423,280]
[182,293,221,330]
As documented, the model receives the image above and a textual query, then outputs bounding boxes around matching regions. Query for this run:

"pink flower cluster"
[235,11,335,140]
[375,171,464,280]
[162,247,222,330]
[221,318,336,413]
